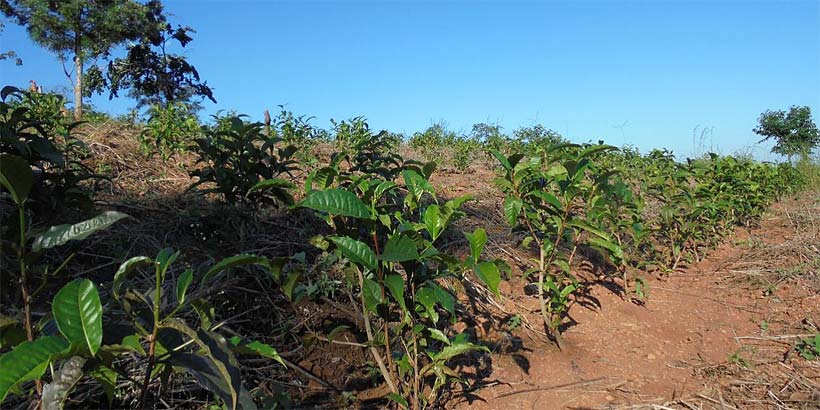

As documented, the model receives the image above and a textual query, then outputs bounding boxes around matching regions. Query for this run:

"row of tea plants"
[0,85,809,409]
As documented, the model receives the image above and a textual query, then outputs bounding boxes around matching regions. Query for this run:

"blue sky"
[2,0,819,159]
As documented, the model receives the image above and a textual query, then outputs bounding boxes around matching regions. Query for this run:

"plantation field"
[1,89,819,410]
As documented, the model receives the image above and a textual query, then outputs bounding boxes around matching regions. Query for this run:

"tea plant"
[110,249,286,409]
[493,144,624,348]
[270,108,321,170]
[0,86,98,213]
[189,115,298,206]
[0,153,126,406]
[140,101,200,160]
[296,161,504,409]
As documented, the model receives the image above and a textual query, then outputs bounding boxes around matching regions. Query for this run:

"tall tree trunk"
[73,54,83,120]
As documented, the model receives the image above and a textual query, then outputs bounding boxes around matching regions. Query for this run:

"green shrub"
[140,101,200,160]
[189,115,298,206]
[0,86,97,213]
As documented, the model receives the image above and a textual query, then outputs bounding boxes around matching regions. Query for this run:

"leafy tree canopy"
[88,1,215,109]
[1,0,212,118]
[1,0,151,119]
[754,105,819,160]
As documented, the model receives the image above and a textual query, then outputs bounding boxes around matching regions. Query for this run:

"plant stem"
[355,268,398,395]
[17,205,43,399]
[139,261,163,407]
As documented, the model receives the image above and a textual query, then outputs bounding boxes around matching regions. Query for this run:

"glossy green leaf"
[53,280,103,355]
[296,189,371,219]
[384,274,406,312]
[328,236,378,271]
[0,154,33,205]
[380,234,419,262]
[201,254,270,284]
[503,196,522,226]
[228,336,285,367]
[32,211,128,252]
[474,261,501,296]
[362,277,383,314]
[155,248,180,284]
[423,205,443,241]
[464,228,487,265]
[427,328,450,345]
[0,336,69,403]
[176,268,194,305]
[282,271,301,302]
[112,256,152,301]
[90,365,118,407]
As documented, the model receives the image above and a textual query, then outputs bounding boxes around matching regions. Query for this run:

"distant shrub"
[189,115,298,206]
[140,102,200,160]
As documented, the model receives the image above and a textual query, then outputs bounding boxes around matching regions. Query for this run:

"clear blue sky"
[2,0,819,159]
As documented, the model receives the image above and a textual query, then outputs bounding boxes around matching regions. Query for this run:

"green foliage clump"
[189,114,298,206]
[140,102,200,160]
[297,158,506,408]
[754,105,819,160]
[0,86,97,213]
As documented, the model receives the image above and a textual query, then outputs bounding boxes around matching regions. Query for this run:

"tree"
[754,105,819,161]
[1,0,151,119]
[99,2,215,109]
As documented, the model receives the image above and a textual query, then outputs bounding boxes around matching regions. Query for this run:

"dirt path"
[457,196,820,409]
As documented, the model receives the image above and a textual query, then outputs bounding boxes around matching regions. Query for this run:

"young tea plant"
[189,114,299,207]
[492,144,624,348]
[0,153,127,407]
[296,162,504,409]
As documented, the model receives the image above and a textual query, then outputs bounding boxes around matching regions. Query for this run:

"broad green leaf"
[380,234,419,262]
[474,261,501,296]
[415,287,439,323]
[0,336,69,403]
[164,352,256,410]
[362,277,383,314]
[176,269,194,305]
[160,321,250,410]
[228,336,285,367]
[155,248,180,284]
[427,328,450,345]
[247,178,295,204]
[0,154,33,205]
[433,284,455,315]
[53,279,103,355]
[328,236,378,271]
[296,189,372,219]
[282,271,301,302]
[586,236,624,262]
[90,365,118,407]
[384,274,406,312]
[490,148,511,171]
[432,341,488,363]
[386,393,409,409]
[464,228,487,265]
[566,219,610,241]
[423,205,443,241]
[530,191,563,211]
[32,211,128,252]
[402,169,434,206]
[113,256,152,300]
[503,197,522,226]
[201,254,270,284]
